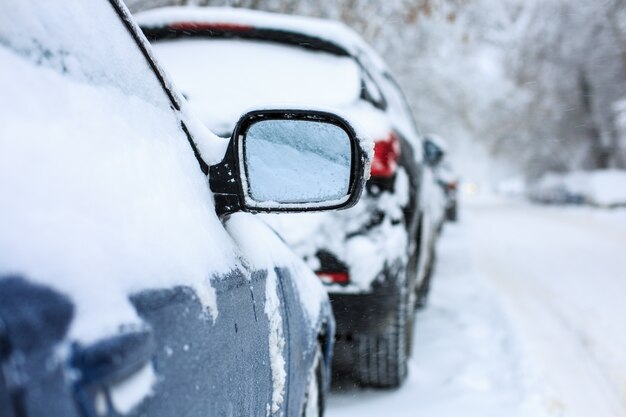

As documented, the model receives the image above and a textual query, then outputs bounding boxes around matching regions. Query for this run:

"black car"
[0,1,371,416]
[138,7,436,388]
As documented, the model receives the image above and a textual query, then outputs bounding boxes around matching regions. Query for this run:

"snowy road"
[327,196,626,417]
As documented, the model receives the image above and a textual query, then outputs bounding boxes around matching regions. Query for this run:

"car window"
[380,72,422,145]
[0,0,170,110]
[150,38,361,134]
[0,0,235,342]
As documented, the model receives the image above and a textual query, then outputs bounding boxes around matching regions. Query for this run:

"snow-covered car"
[439,162,460,222]
[0,1,372,416]
[138,7,433,388]
[412,136,452,306]
[424,135,459,222]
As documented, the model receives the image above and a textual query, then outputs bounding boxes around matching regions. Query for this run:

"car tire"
[446,203,458,222]
[302,344,325,417]
[355,288,408,388]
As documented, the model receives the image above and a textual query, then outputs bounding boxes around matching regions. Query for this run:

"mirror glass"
[243,119,352,205]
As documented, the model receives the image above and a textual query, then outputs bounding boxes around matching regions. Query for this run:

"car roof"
[136,6,388,73]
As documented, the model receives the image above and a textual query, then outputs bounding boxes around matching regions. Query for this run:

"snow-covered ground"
[327,195,626,417]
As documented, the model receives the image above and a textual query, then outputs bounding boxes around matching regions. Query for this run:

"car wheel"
[446,203,458,222]
[302,344,324,417]
[355,287,408,388]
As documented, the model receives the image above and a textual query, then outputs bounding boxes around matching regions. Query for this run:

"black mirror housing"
[209,109,369,216]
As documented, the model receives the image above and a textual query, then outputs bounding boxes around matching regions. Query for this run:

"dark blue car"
[0,1,370,416]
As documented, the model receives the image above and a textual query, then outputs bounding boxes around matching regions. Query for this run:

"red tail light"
[370,132,401,178]
[169,22,254,32]
[316,271,350,285]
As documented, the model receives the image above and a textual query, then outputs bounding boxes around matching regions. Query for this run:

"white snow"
[328,195,626,417]
[261,168,410,292]
[224,213,328,326]
[146,38,361,135]
[0,7,237,344]
[224,213,332,415]
[530,170,626,207]
[264,266,287,415]
[109,363,157,415]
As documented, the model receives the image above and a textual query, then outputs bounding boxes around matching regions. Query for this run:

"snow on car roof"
[145,37,363,135]
[136,6,389,144]
[135,6,388,72]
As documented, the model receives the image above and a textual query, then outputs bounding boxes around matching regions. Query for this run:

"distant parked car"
[439,162,460,221]
[139,7,436,388]
[527,172,588,206]
[0,1,371,416]
[411,136,449,308]
[424,135,459,222]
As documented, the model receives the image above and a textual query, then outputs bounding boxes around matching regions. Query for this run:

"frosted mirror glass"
[243,119,352,204]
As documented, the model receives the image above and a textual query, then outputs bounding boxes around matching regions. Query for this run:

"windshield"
[151,38,362,134]
[0,0,171,109]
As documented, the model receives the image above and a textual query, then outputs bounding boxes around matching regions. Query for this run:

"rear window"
[151,38,362,134]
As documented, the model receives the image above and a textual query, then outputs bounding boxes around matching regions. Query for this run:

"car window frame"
[109,0,210,176]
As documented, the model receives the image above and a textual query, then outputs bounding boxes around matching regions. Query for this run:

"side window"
[381,73,420,137]
[359,66,387,110]
[0,0,171,109]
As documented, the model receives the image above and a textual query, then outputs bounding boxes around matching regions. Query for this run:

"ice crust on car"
[245,119,351,203]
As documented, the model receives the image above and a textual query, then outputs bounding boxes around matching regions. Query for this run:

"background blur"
[125,2,626,415]
[127,0,626,185]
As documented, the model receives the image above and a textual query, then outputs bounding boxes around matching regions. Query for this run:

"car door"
[0,0,283,416]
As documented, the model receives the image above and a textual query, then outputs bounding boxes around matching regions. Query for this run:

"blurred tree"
[125,0,626,178]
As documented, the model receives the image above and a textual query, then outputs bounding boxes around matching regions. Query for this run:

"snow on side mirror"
[210,109,368,215]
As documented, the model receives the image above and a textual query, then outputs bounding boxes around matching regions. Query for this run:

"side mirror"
[210,109,369,215]
[423,139,444,167]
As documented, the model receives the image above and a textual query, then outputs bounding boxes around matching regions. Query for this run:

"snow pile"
[109,363,157,414]
[496,176,527,198]
[224,213,328,327]
[328,223,540,417]
[225,213,333,414]
[0,35,236,344]
[264,267,287,414]
[145,38,361,135]
[464,195,626,416]
[529,170,626,207]
[261,169,410,291]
